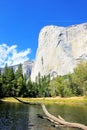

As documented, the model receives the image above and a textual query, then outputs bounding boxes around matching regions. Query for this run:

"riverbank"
[1,96,87,105]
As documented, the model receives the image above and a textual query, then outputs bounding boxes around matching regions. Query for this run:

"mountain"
[31,22,87,81]
[0,61,34,78]
[22,61,34,78]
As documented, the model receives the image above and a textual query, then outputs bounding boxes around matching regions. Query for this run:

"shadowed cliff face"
[31,23,87,81]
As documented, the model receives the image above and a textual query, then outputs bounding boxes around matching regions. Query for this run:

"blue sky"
[0,0,87,67]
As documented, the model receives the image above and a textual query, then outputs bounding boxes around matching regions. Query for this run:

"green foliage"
[72,61,87,95]
[15,64,25,97]
[36,74,50,97]
[1,64,15,97]
[0,61,87,98]
[26,79,38,97]
[16,77,23,96]
[49,76,72,97]
[0,64,25,97]
[15,64,23,79]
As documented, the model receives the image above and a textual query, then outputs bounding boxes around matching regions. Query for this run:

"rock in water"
[31,23,87,81]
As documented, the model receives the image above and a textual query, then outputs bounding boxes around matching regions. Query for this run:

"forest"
[0,61,87,98]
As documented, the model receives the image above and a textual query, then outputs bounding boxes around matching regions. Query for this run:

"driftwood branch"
[14,97,87,130]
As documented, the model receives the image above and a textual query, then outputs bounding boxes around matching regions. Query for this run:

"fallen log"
[14,97,87,130]
[41,103,87,130]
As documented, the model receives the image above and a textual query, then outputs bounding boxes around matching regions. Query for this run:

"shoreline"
[1,96,87,105]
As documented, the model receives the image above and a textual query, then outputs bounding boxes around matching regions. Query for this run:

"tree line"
[0,64,50,98]
[49,61,87,97]
[0,61,87,98]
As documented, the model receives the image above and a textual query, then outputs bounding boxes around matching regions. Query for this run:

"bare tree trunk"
[41,103,87,130]
[14,97,87,130]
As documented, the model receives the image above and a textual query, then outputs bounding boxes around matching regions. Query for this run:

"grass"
[1,96,87,105]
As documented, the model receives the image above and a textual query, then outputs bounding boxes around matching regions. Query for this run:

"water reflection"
[0,102,87,130]
[0,102,30,130]
[46,104,87,125]
[0,102,56,130]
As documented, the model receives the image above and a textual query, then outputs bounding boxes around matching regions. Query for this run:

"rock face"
[22,61,34,78]
[31,23,87,81]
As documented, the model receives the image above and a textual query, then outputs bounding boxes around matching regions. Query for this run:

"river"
[0,101,87,130]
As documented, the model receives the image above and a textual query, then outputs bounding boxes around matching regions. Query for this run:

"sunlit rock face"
[22,61,34,78]
[12,61,34,78]
[31,23,87,81]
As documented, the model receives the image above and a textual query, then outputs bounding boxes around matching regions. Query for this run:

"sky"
[0,0,87,67]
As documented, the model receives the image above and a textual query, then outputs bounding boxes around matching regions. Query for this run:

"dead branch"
[14,97,87,130]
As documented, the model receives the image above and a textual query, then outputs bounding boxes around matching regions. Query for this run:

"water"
[0,101,87,130]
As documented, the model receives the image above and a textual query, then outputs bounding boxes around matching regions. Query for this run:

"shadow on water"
[0,101,87,130]
[0,102,57,130]
[0,102,30,130]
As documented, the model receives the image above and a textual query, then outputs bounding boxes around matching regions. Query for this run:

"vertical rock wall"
[31,23,87,81]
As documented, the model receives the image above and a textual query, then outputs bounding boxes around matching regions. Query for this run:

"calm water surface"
[0,101,87,130]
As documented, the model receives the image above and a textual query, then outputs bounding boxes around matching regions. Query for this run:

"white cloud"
[0,43,31,67]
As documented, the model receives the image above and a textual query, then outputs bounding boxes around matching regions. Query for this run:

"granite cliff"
[31,23,87,81]
[0,61,34,78]
[22,61,34,78]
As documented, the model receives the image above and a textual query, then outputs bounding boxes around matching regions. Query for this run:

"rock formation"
[0,61,34,78]
[31,23,87,81]
[22,61,34,78]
